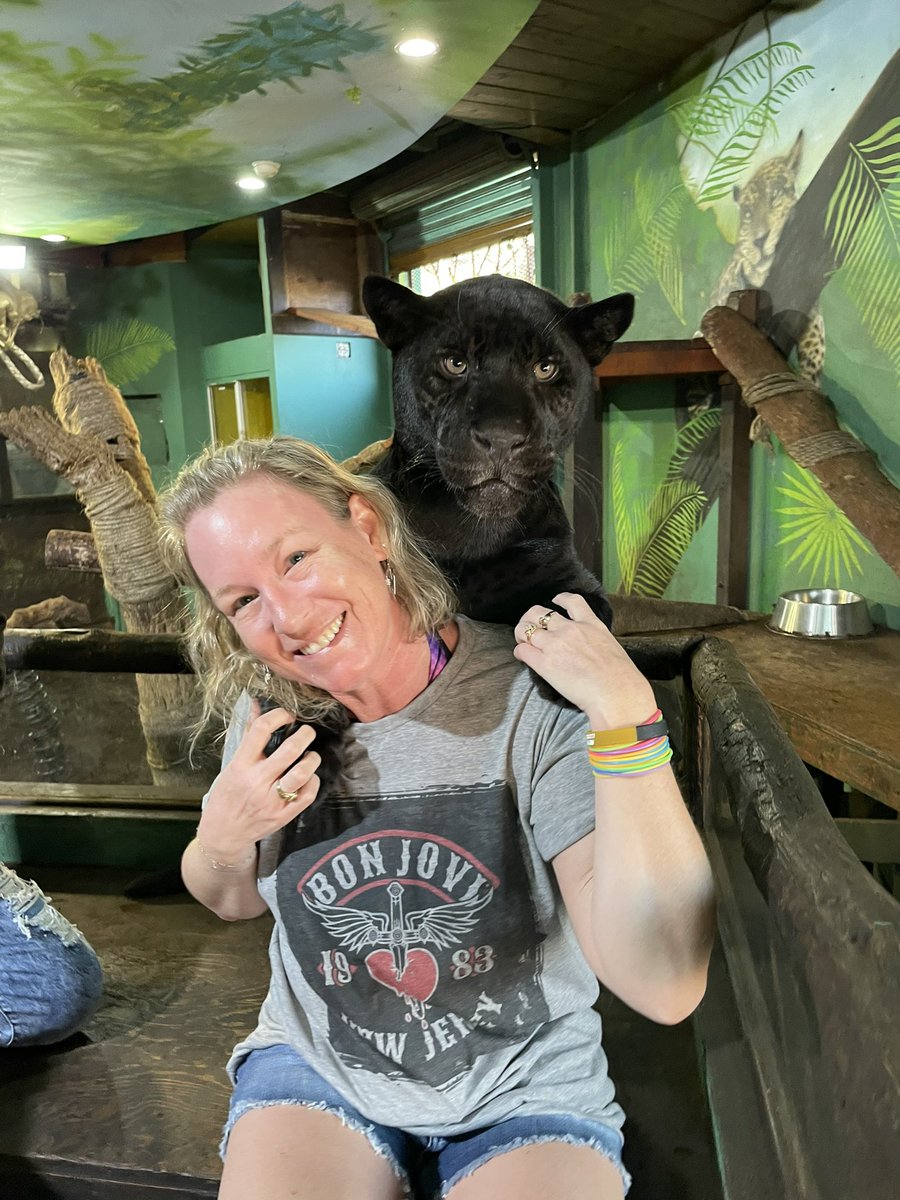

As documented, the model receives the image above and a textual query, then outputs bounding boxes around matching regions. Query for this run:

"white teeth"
[299,614,344,655]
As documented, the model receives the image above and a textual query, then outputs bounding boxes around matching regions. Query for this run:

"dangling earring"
[261,664,272,688]
[382,559,397,597]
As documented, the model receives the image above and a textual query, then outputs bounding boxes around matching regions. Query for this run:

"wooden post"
[45,528,101,573]
[572,381,604,579]
[716,290,758,607]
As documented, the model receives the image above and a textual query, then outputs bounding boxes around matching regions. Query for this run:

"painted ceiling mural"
[0,0,539,244]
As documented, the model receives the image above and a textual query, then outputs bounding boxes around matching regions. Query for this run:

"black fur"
[362,274,634,628]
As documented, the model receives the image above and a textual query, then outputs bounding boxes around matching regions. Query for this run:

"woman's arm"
[514,593,716,1024]
[184,701,322,922]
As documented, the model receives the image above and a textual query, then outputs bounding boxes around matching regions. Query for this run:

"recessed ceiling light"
[0,243,26,269]
[395,37,439,57]
[237,175,267,191]
[40,233,68,243]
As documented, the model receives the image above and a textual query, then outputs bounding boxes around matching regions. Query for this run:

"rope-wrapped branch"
[701,305,900,580]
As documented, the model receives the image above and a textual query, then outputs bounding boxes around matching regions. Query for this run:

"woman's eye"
[533,359,560,382]
[232,595,256,613]
[288,551,306,566]
[440,354,468,378]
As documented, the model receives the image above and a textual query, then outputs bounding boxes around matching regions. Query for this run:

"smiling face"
[183,474,420,718]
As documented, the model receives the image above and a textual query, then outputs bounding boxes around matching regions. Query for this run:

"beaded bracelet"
[195,836,256,872]
[586,709,673,777]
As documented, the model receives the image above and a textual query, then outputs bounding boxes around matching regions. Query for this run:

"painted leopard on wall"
[710,131,825,386]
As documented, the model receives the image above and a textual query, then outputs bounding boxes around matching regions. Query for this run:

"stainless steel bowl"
[768,588,873,639]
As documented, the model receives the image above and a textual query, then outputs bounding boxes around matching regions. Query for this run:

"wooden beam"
[3,628,190,674]
[834,817,900,864]
[0,781,204,811]
[594,339,722,380]
[285,308,377,338]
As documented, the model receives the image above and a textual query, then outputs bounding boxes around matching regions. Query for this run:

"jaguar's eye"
[533,359,560,382]
[440,354,468,378]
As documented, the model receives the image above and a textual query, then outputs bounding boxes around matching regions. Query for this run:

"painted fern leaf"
[603,164,688,320]
[825,118,900,378]
[776,466,873,583]
[622,479,707,597]
[695,69,813,203]
[669,42,813,204]
[665,408,722,480]
[670,43,807,141]
[612,440,638,591]
[85,319,176,387]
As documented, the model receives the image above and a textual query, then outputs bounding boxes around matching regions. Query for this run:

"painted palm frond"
[612,440,638,590]
[602,164,689,321]
[620,479,707,597]
[84,319,176,387]
[776,466,874,584]
[825,118,900,378]
[669,42,813,204]
[602,206,654,295]
[670,42,806,141]
[665,408,722,481]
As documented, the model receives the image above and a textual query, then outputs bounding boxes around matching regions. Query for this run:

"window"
[396,226,535,295]
[207,377,273,444]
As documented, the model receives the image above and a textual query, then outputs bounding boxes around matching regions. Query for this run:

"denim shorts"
[223,1043,631,1198]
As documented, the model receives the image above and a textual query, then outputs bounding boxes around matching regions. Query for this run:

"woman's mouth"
[298,613,345,656]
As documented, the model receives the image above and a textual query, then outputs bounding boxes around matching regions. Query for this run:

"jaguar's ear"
[564,293,635,367]
[362,276,432,350]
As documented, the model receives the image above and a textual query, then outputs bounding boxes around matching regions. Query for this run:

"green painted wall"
[539,0,900,627]
[272,333,392,462]
[68,243,265,486]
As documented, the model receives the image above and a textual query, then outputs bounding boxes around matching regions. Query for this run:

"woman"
[158,436,715,1200]
[0,861,103,1048]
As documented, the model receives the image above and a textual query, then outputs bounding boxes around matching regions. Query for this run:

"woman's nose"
[265,585,305,639]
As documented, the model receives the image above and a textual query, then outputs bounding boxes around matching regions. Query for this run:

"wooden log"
[690,635,900,1198]
[45,528,101,573]
[6,595,92,629]
[700,305,900,579]
[2,628,191,674]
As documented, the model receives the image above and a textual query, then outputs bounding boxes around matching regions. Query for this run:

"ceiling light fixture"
[237,159,282,191]
[0,243,27,270]
[40,233,68,243]
[395,37,439,57]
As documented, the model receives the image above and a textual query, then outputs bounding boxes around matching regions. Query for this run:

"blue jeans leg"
[0,863,103,1048]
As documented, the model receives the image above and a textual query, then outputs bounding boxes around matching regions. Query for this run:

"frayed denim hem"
[220,1098,412,1197]
[439,1131,632,1198]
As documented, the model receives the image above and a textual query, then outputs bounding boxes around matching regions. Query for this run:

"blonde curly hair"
[158,437,456,731]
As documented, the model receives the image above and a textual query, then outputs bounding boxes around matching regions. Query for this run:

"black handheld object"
[258,695,303,759]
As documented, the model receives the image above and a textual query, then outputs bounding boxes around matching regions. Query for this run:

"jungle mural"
[0,0,538,243]
[575,0,898,622]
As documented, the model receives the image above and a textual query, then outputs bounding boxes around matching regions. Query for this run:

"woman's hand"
[513,592,656,729]
[197,700,321,864]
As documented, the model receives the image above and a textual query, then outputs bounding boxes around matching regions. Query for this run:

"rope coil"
[791,430,868,466]
[0,340,45,390]
[742,372,821,406]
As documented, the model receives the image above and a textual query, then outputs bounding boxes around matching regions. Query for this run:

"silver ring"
[275,780,299,804]
[538,611,554,630]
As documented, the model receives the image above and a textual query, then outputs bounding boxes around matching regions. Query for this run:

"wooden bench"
[0,864,721,1199]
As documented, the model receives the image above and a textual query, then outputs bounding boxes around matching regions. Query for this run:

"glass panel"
[405,232,535,295]
[242,377,273,438]
[210,383,239,444]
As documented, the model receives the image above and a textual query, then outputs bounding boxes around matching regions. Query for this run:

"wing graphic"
[405,886,493,950]
[302,891,389,952]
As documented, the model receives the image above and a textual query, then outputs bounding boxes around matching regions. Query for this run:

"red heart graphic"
[365,948,439,1004]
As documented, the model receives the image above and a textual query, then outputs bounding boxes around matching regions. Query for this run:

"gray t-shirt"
[216,616,623,1136]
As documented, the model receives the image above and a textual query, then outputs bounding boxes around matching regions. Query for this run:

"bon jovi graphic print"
[275,782,551,1088]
